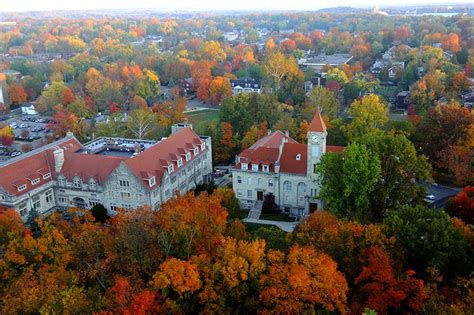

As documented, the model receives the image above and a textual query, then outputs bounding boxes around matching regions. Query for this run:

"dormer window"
[263,165,269,172]
[185,152,191,161]
[73,178,82,188]
[296,154,302,161]
[31,178,40,185]
[58,176,66,186]
[149,176,156,187]
[168,164,174,174]
[18,184,27,192]
[177,158,183,168]
[252,164,259,172]
[241,163,248,171]
[200,143,205,150]
[43,172,51,180]
[194,147,199,155]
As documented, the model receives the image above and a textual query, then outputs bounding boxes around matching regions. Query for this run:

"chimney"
[66,131,73,138]
[285,130,289,137]
[267,129,271,136]
[53,148,64,173]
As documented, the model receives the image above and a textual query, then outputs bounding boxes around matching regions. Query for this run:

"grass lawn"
[259,211,296,222]
[185,109,220,134]
[229,208,250,220]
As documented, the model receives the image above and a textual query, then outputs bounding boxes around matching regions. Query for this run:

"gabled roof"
[0,136,82,197]
[125,127,206,189]
[308,111,326,133]
[60,153,127,183]
[280,143,307,175]
[248,130,297,150]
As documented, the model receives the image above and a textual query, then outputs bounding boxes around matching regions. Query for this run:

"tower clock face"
[311,135,319,143]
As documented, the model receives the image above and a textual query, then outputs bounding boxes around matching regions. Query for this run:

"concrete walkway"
[242,218,298,233]
[247,200,263,219]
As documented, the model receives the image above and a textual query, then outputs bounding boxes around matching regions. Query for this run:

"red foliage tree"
[447,186,474,224]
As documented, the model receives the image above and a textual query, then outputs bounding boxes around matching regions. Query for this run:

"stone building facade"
[232,112,344,217]
[0,124,213,219]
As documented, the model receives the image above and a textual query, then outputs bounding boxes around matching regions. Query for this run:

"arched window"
[297,182,306,194]
[283,181,292,192]
[237,176,242,184]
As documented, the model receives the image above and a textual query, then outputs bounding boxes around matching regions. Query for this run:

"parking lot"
[0,113,54,162]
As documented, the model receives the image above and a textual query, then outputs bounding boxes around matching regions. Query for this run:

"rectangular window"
[237,176,242,184]
[19,203,27,217]
[241,163,248,171]
[312,146,319,158]
[263,165,269,172]
[149,177,156,187]
[237,189,242,197]
[252,164,259,172]
[177,159,183,167]
[247,190,252,198]
[120,192,131,199]
[119,180,130,187]
[313,164,317,174]
[32,195,40,209]
[247,177,252,185]
[257,178,262,187]
[45,190,53,204]
[58,196,69,204]
[200,143,206,150]
[194,147,199,155]
[168,164,174,174]
[268,179,273,187]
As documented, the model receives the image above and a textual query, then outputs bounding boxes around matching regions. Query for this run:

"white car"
[425,194,435,201]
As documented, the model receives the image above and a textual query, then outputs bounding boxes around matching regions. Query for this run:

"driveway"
[425,184,461,209]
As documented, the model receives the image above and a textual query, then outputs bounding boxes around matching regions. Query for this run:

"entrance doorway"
[257,191,264,201]
[73,197,86,209]
[309,202,318,213]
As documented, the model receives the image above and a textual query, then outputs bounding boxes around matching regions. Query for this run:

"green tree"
[317,143,381,223]
[359,133,432,221]
[37,81,66,113]
[384,205,468,274]
[344,94,389,140]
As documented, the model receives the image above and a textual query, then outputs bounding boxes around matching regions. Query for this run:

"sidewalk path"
[242,218,298,233]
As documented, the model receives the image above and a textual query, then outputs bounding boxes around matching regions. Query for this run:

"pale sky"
[0,0,472,13]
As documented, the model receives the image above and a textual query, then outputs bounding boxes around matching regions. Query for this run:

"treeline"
[1,187,473,314]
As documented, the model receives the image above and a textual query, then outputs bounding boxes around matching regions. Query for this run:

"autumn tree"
[305,85,340,119]
[0,125,14,147]
[446,186,474,224]
[259,245,348,314]
[263,52,299,92]
[352,246,426,314]
[414,102,473,173]
[7,84,27,105]
[37,80,66,113]
[208,76,231,105]
[126,109,155,140]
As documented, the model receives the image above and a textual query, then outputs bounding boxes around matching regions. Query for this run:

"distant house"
[298,51,353,72]
[396,91,411,110]
[181,77,193,95]
[223,32,239,42]
[21,104,38,115]
[304,76,327,94]
[461,92,474,108]
[230,77,261,95]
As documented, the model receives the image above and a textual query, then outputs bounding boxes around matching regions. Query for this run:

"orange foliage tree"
[259,245,348,314]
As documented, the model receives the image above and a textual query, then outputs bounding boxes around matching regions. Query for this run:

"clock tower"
[306,112,327,204]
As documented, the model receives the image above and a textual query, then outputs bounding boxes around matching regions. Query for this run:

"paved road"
[426,184,461,209]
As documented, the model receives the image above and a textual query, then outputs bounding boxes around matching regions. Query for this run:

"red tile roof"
[248,130,297,150]
[308,111,326,133]
[60,153,127,183]
[125,127,206,188]
[280,143,307,175]
[0,137,82,197]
